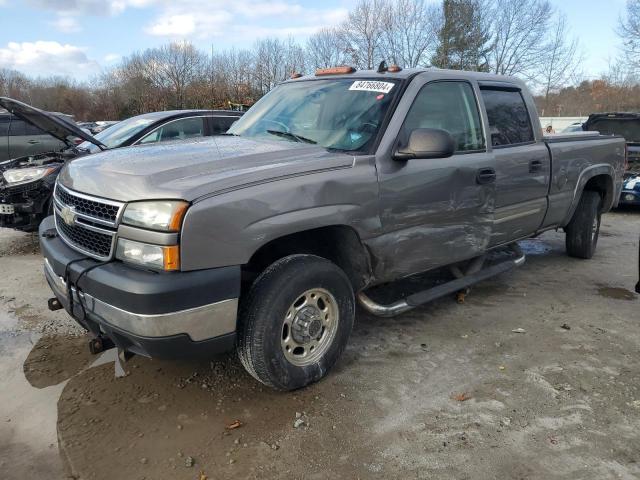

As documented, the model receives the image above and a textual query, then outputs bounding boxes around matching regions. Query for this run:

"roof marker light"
[315,66,355,76]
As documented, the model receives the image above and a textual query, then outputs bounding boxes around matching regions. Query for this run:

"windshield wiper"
[266,129,317,144]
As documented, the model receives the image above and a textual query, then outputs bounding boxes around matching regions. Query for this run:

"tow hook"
[88,335,115,355]
[47,297,63,311]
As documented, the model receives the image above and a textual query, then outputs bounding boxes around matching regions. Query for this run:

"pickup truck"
[39,66,625,390]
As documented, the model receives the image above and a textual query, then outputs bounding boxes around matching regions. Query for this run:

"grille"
[55,185,120,222]
[54,184,123,260]
[55,212,114,258]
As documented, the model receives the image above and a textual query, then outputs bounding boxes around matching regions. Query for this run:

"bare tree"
[489,0,552,77]
[306,28,348,69]
[140,41,208,109]
[618,0,640,69]
[379,0,440,67]
[339,0,388,69]
[538,14,581,110]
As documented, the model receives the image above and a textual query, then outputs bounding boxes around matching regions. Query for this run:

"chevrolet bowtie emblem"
[60,205,77,226]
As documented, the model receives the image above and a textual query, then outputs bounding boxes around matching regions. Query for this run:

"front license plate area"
[0,204,15,215]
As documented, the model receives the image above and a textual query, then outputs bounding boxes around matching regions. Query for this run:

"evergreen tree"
[432,0,492,71]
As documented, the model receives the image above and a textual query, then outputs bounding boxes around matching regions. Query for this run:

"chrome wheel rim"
[281,288,339,367]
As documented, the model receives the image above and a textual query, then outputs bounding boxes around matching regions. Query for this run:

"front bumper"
[0,178,52,231]
[39,216,241,359]
[619,189,640,205]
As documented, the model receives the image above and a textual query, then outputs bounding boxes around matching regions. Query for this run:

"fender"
[562,164,616,226]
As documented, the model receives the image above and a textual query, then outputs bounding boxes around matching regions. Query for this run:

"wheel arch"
[562,165,615,226]
[241,225,374,293]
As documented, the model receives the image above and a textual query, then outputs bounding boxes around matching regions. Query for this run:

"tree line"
[1,0,638,121]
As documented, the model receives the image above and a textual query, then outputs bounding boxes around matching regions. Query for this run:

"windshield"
[78,116,155,152]
[585,118,640,143]
[228,78,400,152]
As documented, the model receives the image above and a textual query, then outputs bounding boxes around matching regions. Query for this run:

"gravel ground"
[0,210,639,480]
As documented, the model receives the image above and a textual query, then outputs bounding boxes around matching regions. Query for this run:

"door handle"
[27,140,40,145]
[529,159,543,173]
[476,167,496,185]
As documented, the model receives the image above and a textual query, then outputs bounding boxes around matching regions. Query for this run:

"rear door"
[479,87,549,246]
[374,77,496,279]
[22,121,67,156]
[7,118,27,158]
[0,115,9,161]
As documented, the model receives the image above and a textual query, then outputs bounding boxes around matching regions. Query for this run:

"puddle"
[0,311,66,480]
[518,239,552,256]
[597,285,637,301]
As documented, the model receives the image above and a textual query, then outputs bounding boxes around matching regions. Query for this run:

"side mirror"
[393,128,456,161]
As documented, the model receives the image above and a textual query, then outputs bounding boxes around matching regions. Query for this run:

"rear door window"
[8,118,26,136]
[480,89,534,147]
[0,116,9,136]
[139,117,205,144]
[208,116,239,135]
[24,122,46,135]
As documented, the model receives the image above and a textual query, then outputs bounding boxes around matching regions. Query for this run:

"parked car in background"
[77,120,120,135]
[0,97,243,231]
[75,109,242,154]
[584,112,640,205]
[562,122,584,133]
[40,67,625,391]
[93,121,119,133]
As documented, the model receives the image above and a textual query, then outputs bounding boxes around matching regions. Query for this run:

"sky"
[0,0,629,81]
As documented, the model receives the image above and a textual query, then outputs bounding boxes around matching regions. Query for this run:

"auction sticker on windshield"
[349,81,395,94]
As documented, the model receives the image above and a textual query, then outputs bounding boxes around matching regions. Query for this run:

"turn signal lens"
[163,245,180,271]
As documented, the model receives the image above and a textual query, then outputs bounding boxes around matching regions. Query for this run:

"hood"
[0,97,106,149]
[57,135,355,202]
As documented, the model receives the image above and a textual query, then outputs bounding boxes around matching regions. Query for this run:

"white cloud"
[26,0,155,16]
[145,10,233,37]
[50,15,82,33]
[0,41,99,78]
[104,53,121,63]
[143,1,349,41]
[145,13,196,36]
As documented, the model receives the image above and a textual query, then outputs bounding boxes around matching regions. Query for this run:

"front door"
[371,77,496,281]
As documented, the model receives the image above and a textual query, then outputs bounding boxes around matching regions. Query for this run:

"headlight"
[116,238,180,271]
[122,200,188,232]
[2,167,55,185]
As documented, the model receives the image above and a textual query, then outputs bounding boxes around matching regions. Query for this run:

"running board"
[357,244,525,318]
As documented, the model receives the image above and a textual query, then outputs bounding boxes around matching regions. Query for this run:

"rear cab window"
[480,89,534,147]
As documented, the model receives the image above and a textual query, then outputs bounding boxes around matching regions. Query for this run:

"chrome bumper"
[44,258,238,341]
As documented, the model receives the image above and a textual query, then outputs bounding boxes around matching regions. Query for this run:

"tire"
[565,190,602,259]
[237,254,355,391]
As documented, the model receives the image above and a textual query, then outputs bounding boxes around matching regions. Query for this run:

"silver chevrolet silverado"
[40,66,625,390]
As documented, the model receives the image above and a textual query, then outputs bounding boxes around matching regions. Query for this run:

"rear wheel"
[565,190,602,259]
[237,254,355,390]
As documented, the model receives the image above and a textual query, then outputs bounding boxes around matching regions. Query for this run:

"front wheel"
[237,255,355,390]
[565,190,602,259]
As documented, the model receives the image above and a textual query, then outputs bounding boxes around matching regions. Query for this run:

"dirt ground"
[1,211,639,480]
